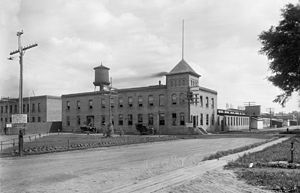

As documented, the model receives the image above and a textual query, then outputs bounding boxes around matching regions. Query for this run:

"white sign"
[6,123,12,128]
[12,114,27,124]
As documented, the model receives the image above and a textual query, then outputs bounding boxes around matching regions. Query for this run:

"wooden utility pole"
[9,30,38,114]
[266,108,274,128]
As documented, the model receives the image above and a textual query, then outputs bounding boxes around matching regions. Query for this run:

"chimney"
[159,80,161,85]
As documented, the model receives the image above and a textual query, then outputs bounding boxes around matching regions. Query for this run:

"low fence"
[0,132,55,152]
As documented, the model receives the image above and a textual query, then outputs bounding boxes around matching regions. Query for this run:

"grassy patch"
[226,136,300,192]
[0,134,178,157]
[202,138,276,161]
[235,168,300,192]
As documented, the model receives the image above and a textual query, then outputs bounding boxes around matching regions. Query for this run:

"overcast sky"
[0,0,299,113]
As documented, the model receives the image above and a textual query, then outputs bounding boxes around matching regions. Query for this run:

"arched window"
[171,94,177,105]
[179,93,185,104]
[159,94,165,106]
[148,95,154,106]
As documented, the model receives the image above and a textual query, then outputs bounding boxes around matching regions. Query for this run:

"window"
[138,114,143,123]
[27,104,29,113]
[180,93,185,104]
[206,97,209,108]
[148,95,154,106]
[138,96,143,107]
[159,113,165,125]
[200,114,203,125]
[180,113,185,125]
[0,117,2,122]
[182,79,185,86]
[211,114,214,125]
[206,114,209,125]
[5,105,7,113]
[67,101,70,110]
[5,118,7,122]
[118,114,123,125]
[148,113,154,125]
[200,96,203,107]
[89,99,93,109]
[159,94,165,106]
[211,98,214,108]
[38,103,41,112]
[0,106,3,113]
[32,117,35,122]
[77,101,80,110]
[23,104,26,113]
[172,113,177,126]
[77,116,80,125]
[110,97,114,108]
[128,97,133,107]
[101,98,106,108]
[172,94,177,105]
[119,97,123,108]
[32,103,35,112]
[38,117,41,122]
[66,116,70,126]
[14,105,17,113]
[9,105,12,113]
[9,117,12,122]
[101,115,105,125]
[128,114,133,125]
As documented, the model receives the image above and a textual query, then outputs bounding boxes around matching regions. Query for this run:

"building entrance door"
[193,116,196,128]
[221,120,225,131]
[86,116,94,127]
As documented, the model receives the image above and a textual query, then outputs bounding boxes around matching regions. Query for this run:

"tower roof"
[167,59,200,77]
[94,63,110,70]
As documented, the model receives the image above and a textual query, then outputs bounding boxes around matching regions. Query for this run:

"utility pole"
[244,102,256,131]
[10,30,38,114]
[266,108,274,128]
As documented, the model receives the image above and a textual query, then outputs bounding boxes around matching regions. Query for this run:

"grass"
[202,137,277,161]
[226,135,300,192]
[0,134,178,156]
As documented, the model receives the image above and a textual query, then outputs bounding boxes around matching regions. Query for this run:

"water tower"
[93,63,110,91]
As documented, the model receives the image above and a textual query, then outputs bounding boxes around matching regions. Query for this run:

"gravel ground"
[0,137,267,193]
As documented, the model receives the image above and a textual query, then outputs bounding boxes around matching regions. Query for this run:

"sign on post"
[12,114,27,124]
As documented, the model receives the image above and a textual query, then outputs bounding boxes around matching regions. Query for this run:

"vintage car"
[135,123,155,135]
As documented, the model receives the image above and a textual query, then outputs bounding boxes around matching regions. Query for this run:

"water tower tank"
[93,64,110,90]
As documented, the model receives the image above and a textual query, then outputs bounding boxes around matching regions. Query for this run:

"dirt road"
[0,137,267,193]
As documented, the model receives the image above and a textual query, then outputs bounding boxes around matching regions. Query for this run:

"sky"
[0,0,299,113]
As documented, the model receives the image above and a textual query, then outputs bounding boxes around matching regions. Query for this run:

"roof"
[94,64,110,70]
[167,59,200,77]
[62,85,167,98]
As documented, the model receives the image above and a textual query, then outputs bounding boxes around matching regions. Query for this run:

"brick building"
[0,95,62,133]
[62,59,218,134]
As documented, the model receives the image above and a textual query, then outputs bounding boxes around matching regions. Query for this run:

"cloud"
[1,0,299,113]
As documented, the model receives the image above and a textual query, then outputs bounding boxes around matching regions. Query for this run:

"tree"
[259,3,300,106]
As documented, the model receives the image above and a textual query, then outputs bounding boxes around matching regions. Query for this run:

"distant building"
[245,105,261,117]
[62,59,218,134]
[217,109,250,132]
[0,95,62,134]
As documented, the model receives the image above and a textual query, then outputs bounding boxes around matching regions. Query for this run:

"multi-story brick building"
[62,59,218,134]
[0,95,62,133]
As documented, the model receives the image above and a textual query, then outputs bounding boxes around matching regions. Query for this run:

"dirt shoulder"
[104,137,288,193]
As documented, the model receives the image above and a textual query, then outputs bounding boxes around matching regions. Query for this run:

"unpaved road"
[0,137,267,193]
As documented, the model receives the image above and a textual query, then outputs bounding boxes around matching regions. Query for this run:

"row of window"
[66,95,215,110]
[66,112,187,127]
[190,114,215,126]
[190,95,214,108]
[0,116,41,123]
[0,103,41,114]
[219,116,249,126]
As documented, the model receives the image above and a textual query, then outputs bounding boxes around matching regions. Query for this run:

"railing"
[0,132,54,152]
